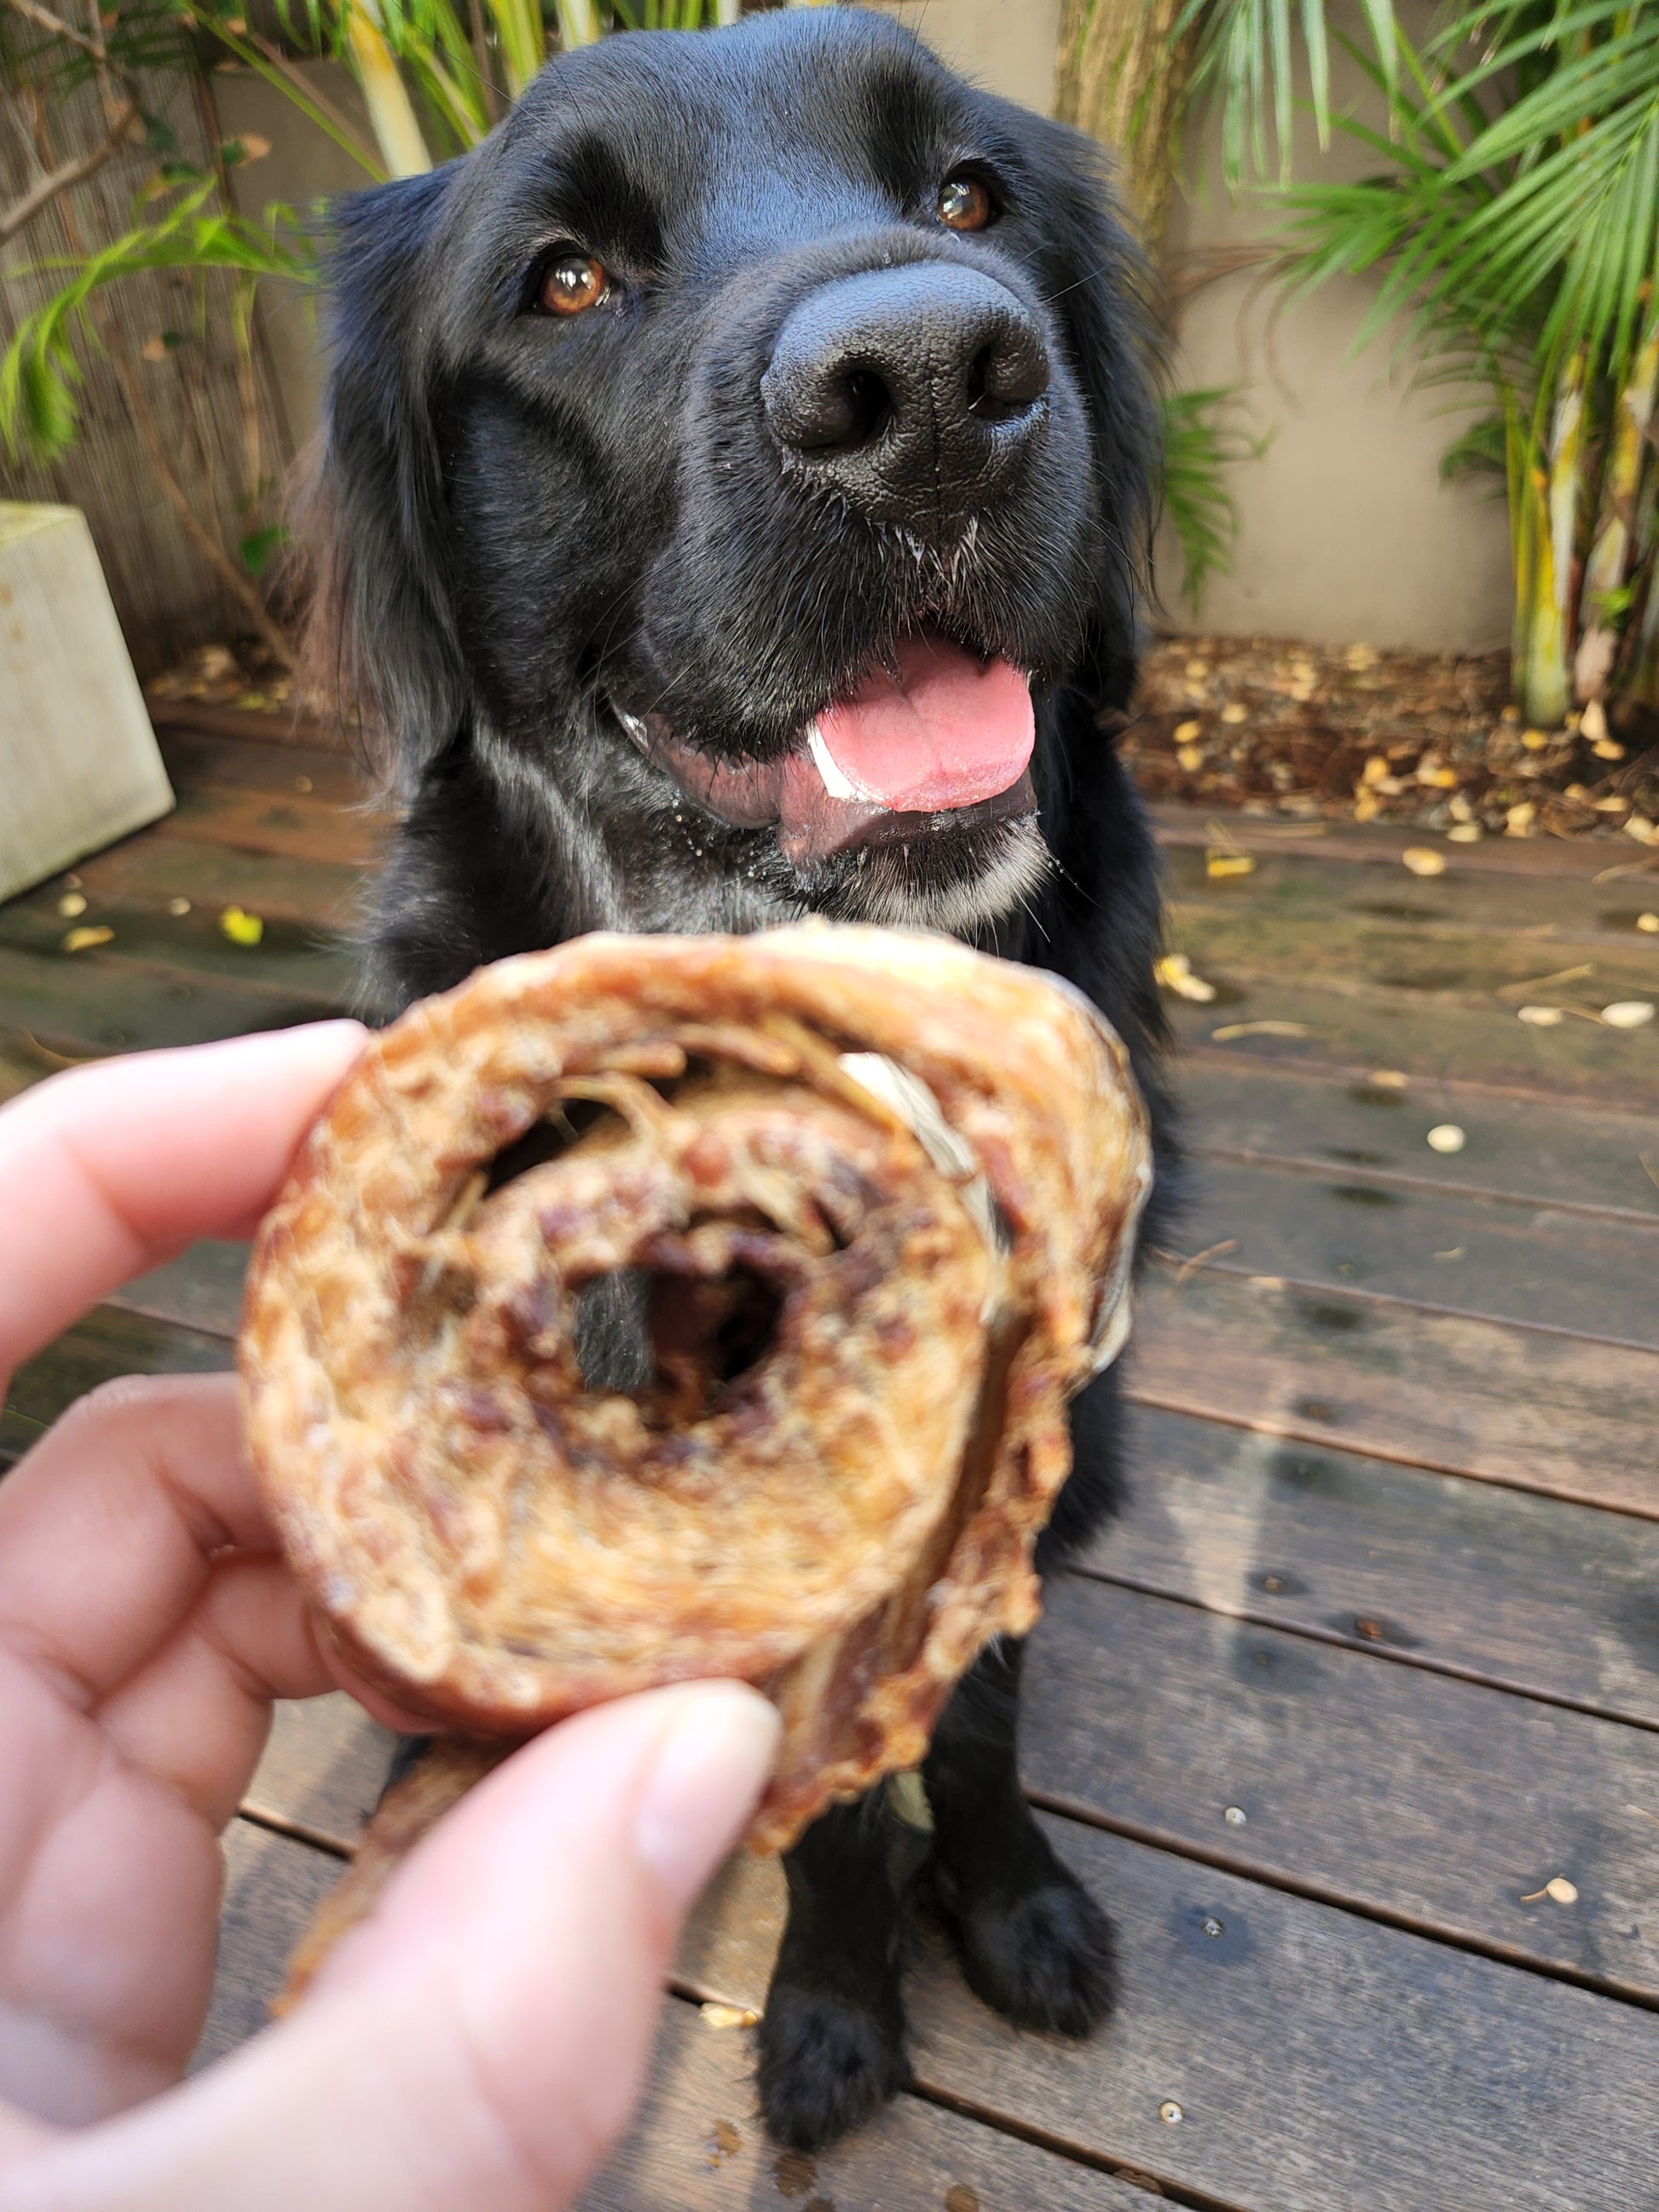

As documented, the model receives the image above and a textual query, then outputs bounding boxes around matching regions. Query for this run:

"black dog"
[307,3,1174,2152]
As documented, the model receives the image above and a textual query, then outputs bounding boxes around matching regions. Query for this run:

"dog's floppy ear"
[1023,116,1160,706]
[300,165,465,793]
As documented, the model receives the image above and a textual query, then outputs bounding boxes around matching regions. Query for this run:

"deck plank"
[1163,840,1659,946]
[1091,1406,1659,1715]
[156,782,384,872]
[1169,896,1659,1009]
[677,1826,1659,2212]
[235,1546,1659,2012]
[1150,800,1659,881]
[2,1306,234,1462]
[198,1819,1164,2212]
[1164,980,1659,1111]
[581,1991,1162,2212]
[0,884,356,1006]
[194,1818,342,2071]
[1129,1266,1659,1516]
[245,1694,394,1846]
[155,728,369,809]
[1026,1574,1659,2000]
[74,835,362,932]
[0,944,335,1060]
[1171,1156,1659,1346]
[1181,1056,1659,1222]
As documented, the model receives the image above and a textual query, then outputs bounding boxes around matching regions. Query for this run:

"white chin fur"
[836,816,1052,937]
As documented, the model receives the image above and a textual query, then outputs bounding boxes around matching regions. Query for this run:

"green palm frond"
[1175,0,1398,186]
[1159,384,1265,609]
[1,186,312,461]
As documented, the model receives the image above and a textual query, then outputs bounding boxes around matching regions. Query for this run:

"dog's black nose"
[762,264,1049,528]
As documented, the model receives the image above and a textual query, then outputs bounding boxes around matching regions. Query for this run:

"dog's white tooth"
[806,721,862,801]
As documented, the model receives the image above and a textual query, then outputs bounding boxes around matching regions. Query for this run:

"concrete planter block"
[1,501,175,905]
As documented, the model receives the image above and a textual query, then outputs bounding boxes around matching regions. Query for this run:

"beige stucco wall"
[879,0,1060,117]
[1158,6,1513,650]
[217,0,1514,655]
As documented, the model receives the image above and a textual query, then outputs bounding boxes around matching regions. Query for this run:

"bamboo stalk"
[489,0,547,96]
[1575,321,1659,701]
[344,0,434,177]
[554,0,601,47]
[1517,352,1583,727]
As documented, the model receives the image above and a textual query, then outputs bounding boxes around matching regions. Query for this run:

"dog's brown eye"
[937,172,994,232]
[539,251,610,317]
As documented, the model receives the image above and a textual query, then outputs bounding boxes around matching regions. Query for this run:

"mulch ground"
[1121,633,1659,849]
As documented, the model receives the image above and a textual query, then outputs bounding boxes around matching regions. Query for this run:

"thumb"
[12,1683,779,2212]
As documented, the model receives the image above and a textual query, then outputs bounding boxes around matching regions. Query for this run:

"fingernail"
[633,1684,780,1909]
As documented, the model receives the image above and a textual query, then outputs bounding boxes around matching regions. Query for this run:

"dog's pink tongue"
[813,636,1033,811]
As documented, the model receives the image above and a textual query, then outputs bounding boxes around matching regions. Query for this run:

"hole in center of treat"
[573,1263,785,1416]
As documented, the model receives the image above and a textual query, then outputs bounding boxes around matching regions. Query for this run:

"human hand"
[0,1025,778,2210]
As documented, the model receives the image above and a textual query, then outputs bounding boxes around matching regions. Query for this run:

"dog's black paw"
[938,1857,1118,2036]
[755,1982,911,2150]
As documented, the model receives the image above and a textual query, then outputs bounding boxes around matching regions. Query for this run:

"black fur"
[313,4,1176,2153]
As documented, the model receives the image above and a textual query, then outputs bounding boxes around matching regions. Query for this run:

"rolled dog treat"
[241,926,1150,1986]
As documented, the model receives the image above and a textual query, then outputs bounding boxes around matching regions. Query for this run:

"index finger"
[0,1022,366,1381]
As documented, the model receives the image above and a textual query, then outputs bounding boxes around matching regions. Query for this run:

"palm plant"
[1270,3,1659,727]
[1063,0,1659,727]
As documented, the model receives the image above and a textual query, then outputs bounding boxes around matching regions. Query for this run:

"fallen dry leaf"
[1496,963,1594,1001]
[1520,1876,1580,1905]
[1600,1001,1655,1029]
[1211,1019,1312,1042]
[1205,850,1256,880]
[1401,846,1447,877]
[1517,1005,1565,1026]
[1177,743,1204,772]
[57,892,87,918]
[1625,815,1659,845]
[62,926,113,955]
[167,897,192,918]
[1174,719,1202,743]
[699,2003,760,2030]
[219,905,265,947]
[1520,728,1551,752]
[1426,1124,1465,1154]
[1154,952,1217,1003]
[1636,912,1659,933]
[1581,699,1609,744]
[1171,1238,1239,1288]
[1220,702,1247,725]
[1368,1069,1409,1089]
[1447,822,1483,843]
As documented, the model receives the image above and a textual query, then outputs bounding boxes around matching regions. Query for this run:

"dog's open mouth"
[614,631,1037,869]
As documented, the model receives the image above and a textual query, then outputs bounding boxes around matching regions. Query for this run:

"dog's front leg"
[922,1637,1118,2036]
[756,1793,910,2149]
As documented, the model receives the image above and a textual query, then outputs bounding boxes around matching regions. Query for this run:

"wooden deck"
[4,713,1659,2209]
